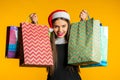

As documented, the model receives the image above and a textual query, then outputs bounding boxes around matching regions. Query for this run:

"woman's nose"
[58,27,62,32]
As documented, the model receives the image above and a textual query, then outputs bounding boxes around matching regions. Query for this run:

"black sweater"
[47,44,81,80]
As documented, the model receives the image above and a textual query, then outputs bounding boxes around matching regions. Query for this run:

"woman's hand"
[29,13,38,24]
[79,10,88,21]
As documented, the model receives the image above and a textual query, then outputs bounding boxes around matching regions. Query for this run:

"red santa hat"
[48,10,70,28]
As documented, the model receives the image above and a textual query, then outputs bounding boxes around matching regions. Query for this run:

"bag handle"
[80,10,102,26]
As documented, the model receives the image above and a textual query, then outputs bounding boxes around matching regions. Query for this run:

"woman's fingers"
[80,10,88,21]
[82,10,88,14]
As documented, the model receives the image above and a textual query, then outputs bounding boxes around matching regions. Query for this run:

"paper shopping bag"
[80,26,108,67]
[6,26,18,58]
[20,22,53,66]
[68,18,101,65]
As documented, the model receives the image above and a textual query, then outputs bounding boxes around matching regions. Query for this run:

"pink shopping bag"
[6,26,18,58]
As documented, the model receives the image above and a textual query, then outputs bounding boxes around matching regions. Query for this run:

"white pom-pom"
[49,28,53,32]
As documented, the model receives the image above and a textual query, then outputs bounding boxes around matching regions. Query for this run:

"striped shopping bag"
[6,26,18,58]
[20,22,53,66]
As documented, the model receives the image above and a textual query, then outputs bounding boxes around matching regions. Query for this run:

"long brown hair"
[48,18,79,75]
[48,18,70,75]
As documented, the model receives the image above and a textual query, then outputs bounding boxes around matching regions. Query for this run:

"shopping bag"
[68,18,101,65]
[20,22,53,66]
[17,27,24,64]
[80,26,108,67]
[6,26,18,58]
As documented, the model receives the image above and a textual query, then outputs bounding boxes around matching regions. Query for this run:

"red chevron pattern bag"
[21,22,53,66]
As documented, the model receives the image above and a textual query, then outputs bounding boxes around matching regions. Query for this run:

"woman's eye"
[62,25,66,28]
[54,25,59,28]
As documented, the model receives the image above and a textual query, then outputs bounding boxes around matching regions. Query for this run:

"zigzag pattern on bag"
[68,19,101,65]
[68,21,90,64]
[21,22,53,66]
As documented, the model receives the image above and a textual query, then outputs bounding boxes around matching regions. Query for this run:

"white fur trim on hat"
[52,12,70,20]
[49,28,54,32]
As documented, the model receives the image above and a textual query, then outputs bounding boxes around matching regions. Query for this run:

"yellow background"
[0,0,120,80]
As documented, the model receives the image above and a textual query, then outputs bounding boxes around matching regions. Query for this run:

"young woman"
[47,10,88,80]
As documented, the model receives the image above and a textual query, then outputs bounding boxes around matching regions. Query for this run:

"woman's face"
[53,19,68,38]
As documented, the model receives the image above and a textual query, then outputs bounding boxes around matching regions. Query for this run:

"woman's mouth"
[57,32,64,37]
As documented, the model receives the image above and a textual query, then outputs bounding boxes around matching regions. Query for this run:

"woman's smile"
[57,32,65,37]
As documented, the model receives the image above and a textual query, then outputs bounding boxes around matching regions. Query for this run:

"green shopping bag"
[68,18,101,65]
[80,26,108,67]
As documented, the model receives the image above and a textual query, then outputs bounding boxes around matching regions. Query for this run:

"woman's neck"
[55,37,67,44]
